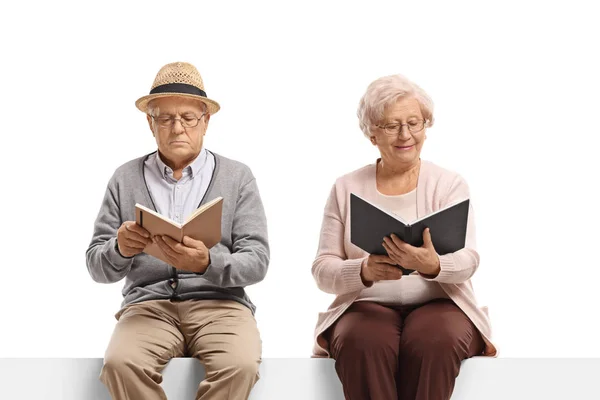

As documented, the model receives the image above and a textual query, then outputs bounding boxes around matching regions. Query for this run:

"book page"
[182,197,223,249]
[350,193,409,224]
[135,203,182,228]
[135,203,183,241]
[184,196,223,224]
[409,198,470,226]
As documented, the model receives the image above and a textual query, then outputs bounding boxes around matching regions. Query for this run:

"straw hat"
[135,62,220,115]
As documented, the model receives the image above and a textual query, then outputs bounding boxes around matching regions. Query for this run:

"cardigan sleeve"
[202,174,270,288]
[422,174,480,284]
[85,176,135,283]
[311,183,370,295]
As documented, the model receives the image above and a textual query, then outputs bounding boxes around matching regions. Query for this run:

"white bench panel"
[0,357,599,399]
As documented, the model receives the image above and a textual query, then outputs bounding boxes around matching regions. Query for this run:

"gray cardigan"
[85,151,269,313]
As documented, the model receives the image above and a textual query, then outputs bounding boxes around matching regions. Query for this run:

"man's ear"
[146,114,155,137]
[202,113,211,135]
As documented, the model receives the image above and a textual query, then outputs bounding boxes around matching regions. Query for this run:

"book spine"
[406,225,411,243]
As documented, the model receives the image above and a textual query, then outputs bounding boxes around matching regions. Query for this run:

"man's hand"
[382,228,441,277]
[360,254,403,284]
[117,221,152,257]
[154,235,210,273]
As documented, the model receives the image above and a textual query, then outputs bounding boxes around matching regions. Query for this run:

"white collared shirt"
[143,148,215,224]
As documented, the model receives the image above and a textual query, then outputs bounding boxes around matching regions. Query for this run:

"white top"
[355,188,450,306]
[143,148,215,225]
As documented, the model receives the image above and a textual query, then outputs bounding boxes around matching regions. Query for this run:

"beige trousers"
[100,299,262,400]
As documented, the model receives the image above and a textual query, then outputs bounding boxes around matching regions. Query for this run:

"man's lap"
[105,298,261,370]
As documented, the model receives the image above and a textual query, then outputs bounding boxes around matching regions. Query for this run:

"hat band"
[149,83,207,98]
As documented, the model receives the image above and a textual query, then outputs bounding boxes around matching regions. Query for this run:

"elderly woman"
[311,74,496,400]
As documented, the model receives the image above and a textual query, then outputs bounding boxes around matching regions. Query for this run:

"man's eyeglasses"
[150,112,207,129]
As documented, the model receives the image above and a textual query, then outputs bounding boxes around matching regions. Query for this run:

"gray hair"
[357,74,435,138]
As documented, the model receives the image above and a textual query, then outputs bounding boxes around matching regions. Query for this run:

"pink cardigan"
[311,159,497,357]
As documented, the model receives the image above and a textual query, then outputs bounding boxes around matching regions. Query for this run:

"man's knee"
[233,355,261,378]
[101,348,157,380]
[208,351,261,379]
[101,351,133,380]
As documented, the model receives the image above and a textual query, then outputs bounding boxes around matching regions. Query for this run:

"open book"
[350,193,469,275]
[135,197,223,264]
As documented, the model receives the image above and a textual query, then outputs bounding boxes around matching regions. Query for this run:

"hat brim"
[135,93,220,115]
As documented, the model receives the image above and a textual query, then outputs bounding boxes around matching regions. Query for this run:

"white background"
[0,0,599,359]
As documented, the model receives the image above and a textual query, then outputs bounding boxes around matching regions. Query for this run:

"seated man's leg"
[181,299,261,400]
[101,300,185,400]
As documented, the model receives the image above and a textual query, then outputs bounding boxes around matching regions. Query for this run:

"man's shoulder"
[108,153,151,184]
[211,151,253,179]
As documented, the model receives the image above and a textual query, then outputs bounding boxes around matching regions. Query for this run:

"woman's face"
[371,96,427,167]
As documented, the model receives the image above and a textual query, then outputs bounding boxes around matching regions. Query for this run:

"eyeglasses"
[150,112,207,129]
[376,119,427,136]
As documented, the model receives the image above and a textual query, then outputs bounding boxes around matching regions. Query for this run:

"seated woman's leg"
[397,299,484,400]
[327,301,403,400]
[101,300,186,400]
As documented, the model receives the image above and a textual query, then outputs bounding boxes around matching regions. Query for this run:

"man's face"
[146,97,210,166]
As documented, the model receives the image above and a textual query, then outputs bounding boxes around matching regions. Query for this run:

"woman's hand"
[382,228,441,277]
[360,254,403,285]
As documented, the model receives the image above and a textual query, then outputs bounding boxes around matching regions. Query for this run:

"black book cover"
[350,193,470,275]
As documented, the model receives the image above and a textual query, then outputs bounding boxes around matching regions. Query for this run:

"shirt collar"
[187,147,208,178]
[155,148,208,180]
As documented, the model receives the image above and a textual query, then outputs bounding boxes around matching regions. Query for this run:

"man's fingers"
[155,236,180,258]
[123,240,146,250]
[124,235,151,248]
[125,222,151,238]
[123,226,151,246]
[159,236,185,254]
[182,236,205,249]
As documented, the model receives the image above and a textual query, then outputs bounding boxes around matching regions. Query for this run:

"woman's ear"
[370,136,377,145]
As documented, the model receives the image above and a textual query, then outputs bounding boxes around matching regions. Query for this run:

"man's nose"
[172,118,185,133]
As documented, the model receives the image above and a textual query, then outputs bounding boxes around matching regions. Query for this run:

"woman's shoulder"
[333,163,376,189]
[421,159,466,184]
[420,160,471,203]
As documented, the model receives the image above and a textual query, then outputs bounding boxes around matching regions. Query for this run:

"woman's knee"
[331,321,400,360]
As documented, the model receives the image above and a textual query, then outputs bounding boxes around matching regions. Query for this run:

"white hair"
[357,74,435,138]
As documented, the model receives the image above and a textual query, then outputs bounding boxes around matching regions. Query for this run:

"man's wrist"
[194,253,211,275]
[114,240,133,259]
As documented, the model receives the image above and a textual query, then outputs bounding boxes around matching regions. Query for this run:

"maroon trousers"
[326,299,484,400]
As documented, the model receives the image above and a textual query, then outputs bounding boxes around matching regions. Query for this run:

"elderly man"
[86,62,269,400]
